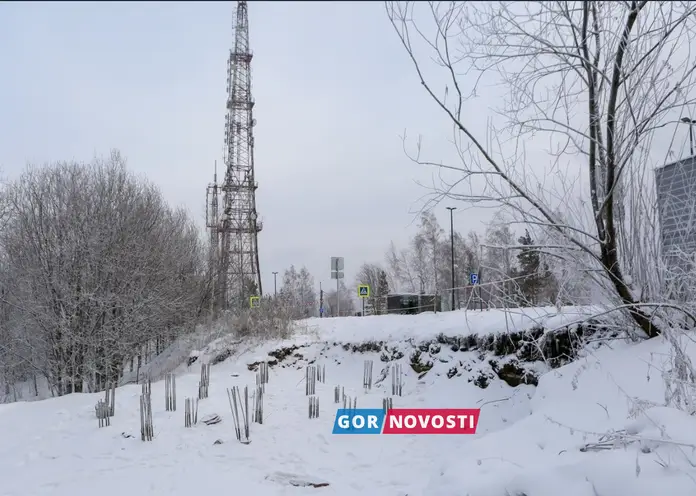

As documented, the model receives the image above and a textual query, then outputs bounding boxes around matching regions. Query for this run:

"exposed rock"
[306,318,613,391]
[265,344,306,366]
[211,348,232,365]
[490,360,539,387]
[213,439,223,445]
[201,414,222,425]
[266,471,330,488]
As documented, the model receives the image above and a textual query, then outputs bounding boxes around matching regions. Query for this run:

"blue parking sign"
[470,273,479,285]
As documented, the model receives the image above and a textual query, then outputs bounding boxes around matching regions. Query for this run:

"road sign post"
[469,273,481,311]
[331,257,344,317]
[357,284,370,316]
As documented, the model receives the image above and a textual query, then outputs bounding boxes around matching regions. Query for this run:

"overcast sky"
[1,1,693,298]
[0,1,490,296]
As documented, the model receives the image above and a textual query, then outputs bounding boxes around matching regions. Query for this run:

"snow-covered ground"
[1,306,695,495]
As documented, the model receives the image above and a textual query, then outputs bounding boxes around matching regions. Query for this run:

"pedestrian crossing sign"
[358,285,370,298]
[249,296,260,308]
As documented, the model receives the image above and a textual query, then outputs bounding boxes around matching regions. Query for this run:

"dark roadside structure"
[386,293,442,315]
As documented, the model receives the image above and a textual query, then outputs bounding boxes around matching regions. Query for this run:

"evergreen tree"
[515,230,554,306]
[375,269,390,315]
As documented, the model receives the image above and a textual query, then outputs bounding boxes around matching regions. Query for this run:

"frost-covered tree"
[0,152,206,395]
[279,265,317,319]
[514,230,557,306]
[387,0,696,336]
[355,263,391,315]
[324,280,354,317]
[482,218,518,308]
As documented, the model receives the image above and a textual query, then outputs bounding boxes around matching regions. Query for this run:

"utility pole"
[446,207,457,311]
[681,116,695,157]
[330,257,344,318]
[272,271,278,298]
[319,282,324,318]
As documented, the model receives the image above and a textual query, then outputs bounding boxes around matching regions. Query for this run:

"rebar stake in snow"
[199,363,210,400]
[391,363,403,397]
[308,396,319,419]
[363,360,373,390]
[316,364,326,383]
[141,377,151,396]
[95,400,110,428]
[165,373,176,412]
[104,383,116,417]
[334,385,344,404]
[226,386,250,444]
[253,385,264,424]
[305,366,316,395]
[184,397,199,427]
[382,397,393,412]
[255,371,265,393]
[342,395,357,411]
[258,362,269,385]
[139,393,154,442]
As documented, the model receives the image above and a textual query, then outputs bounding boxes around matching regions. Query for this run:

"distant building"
[386,293,442,314]
[655,156,696,277]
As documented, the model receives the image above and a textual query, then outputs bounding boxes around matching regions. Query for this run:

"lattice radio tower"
[206,0,262,312]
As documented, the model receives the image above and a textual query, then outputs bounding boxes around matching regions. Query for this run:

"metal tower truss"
[205,162,220,297]
[207,0,262,312]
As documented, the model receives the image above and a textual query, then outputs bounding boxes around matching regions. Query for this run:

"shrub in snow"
[663,329,696,415]
[211,349,232,365]
[222,303,295,340]
[409,350,434,374]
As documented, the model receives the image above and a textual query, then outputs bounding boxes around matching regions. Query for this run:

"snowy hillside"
[1,306,695,496]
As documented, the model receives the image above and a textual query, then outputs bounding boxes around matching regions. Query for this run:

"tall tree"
[375,269,390,315]
[325,280,354,317]
[386,1,696,336]
[515,230,542,306]
[355,263,384,315]
[483,218,517,307]
[416,211,444,293]
[279,265,317,319]
[385,240,416,292]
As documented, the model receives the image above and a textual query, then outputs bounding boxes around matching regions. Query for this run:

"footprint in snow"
[314,433,329,445]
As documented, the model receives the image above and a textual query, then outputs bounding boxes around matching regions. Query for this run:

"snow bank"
[294,305,601,344]
[427,334,696,495]
[1,306,694,496]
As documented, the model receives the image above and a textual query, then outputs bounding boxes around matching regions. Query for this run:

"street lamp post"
[446,207,457,311]
[272,271,278,298]
[681,116,695,157]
